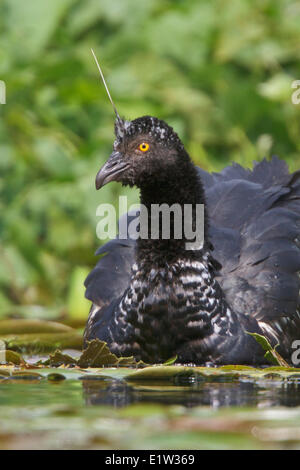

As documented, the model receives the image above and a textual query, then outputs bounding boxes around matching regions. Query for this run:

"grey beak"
[95,151,129,190]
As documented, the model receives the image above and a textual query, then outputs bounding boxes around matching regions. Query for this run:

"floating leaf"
[10,371,43,380]
[125,365,197,382]
[2,349,25,365]
[0,319,73,335]
[77,339,145,368]
[0,332,83,354]
[45,350,77,367]
[47,372,66,382]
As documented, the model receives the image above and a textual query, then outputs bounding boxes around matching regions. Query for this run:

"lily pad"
[2,350,25,365]
[125,365,197,382]
[47,373,66,382]
[0,332,83,354]
[0,319,73,335]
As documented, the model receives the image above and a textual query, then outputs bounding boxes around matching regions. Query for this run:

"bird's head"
[95,115,189,190]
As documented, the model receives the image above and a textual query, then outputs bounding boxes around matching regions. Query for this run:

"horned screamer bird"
[84,52,300,365]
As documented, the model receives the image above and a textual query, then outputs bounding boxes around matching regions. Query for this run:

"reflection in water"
[82,377,300,409]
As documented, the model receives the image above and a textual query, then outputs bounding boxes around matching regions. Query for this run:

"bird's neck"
[136,159,209,265]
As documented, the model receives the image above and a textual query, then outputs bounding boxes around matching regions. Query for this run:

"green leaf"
[77,339,145,368]
[125,365,197,382]
[4,0,76,59]
[0,332,83,354]
[0,319,73,335]
[2,349,24,365]
[246,332,290,367]
[47,372,66,382]
[45,350,76,367]
[163,355,178,366]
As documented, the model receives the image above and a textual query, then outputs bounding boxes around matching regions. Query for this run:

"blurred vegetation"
[0,0,300,321]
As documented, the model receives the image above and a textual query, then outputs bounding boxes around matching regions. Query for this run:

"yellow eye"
[139,142,149,152]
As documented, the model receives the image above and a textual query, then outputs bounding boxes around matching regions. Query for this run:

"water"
[1,374,300,449]
[82,377,300,408]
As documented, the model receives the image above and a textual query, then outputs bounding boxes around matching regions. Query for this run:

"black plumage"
[84,115,300,365]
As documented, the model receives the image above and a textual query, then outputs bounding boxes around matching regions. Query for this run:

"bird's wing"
[84,238,135,305]
[199,157,300,351]
[84,213,137,343]
[85,211,139,306]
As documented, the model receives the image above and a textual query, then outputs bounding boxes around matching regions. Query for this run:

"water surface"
[1,373,300,449]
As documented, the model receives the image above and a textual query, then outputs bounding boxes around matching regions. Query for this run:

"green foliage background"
[1,0,300,321]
